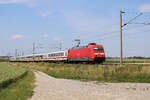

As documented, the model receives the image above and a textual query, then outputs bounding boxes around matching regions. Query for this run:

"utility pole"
[120,10,124,65]
[7,52,11,59]
[33,43,35,61]
[59,41,63,51]
[22,50,24,56]
[15,49,18,58]
[120,10,142,65]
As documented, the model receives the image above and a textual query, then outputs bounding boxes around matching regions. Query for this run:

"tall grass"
[11,62,150,83]
[105,58,150,64]
[0,59,9,62]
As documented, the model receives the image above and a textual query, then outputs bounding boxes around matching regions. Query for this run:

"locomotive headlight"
[94,52,99,55]
[100,53,104,55]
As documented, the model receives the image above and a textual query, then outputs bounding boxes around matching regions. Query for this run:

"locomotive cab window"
[94,48,104,52]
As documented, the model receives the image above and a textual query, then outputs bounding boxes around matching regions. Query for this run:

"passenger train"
[10,43,105,63]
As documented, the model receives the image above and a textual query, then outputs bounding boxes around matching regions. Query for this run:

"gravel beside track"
[30,71,150,100]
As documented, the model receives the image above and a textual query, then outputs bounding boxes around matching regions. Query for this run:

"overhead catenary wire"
[79,12,149,42]
[86,23,149,41]
[84,25,149,43]
[128,22,150,25]
[122,13,143,27]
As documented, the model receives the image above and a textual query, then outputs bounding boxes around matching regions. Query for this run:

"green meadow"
[0,62,34,100]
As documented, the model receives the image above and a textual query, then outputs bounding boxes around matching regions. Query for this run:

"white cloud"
[40,11,50,18]
[140,3,150,12]
[0,0,36,7]
[12,34,24,40]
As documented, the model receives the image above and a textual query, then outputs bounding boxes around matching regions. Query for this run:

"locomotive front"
[88,43,105,63]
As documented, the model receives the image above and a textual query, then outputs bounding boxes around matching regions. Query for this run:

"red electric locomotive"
[67,43,105,63]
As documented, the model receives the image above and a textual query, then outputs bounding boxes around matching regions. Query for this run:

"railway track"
[10,60,150,65]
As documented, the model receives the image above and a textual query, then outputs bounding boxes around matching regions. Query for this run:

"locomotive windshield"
[94,48,104,52]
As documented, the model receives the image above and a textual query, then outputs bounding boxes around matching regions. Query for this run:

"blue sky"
[0,0,150,57]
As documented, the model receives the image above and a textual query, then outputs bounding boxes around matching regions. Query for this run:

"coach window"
[60,53,63,56]
[62,53,64,56]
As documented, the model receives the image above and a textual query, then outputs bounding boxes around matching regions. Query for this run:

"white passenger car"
[10,50,68,62]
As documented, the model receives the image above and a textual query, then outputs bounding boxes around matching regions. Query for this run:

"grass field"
[0,71,34,100]
[0,59,9,62]
[105,58,150,64]
[0,62,27,88]
[12,62,150,83]
[0,62,34,100]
